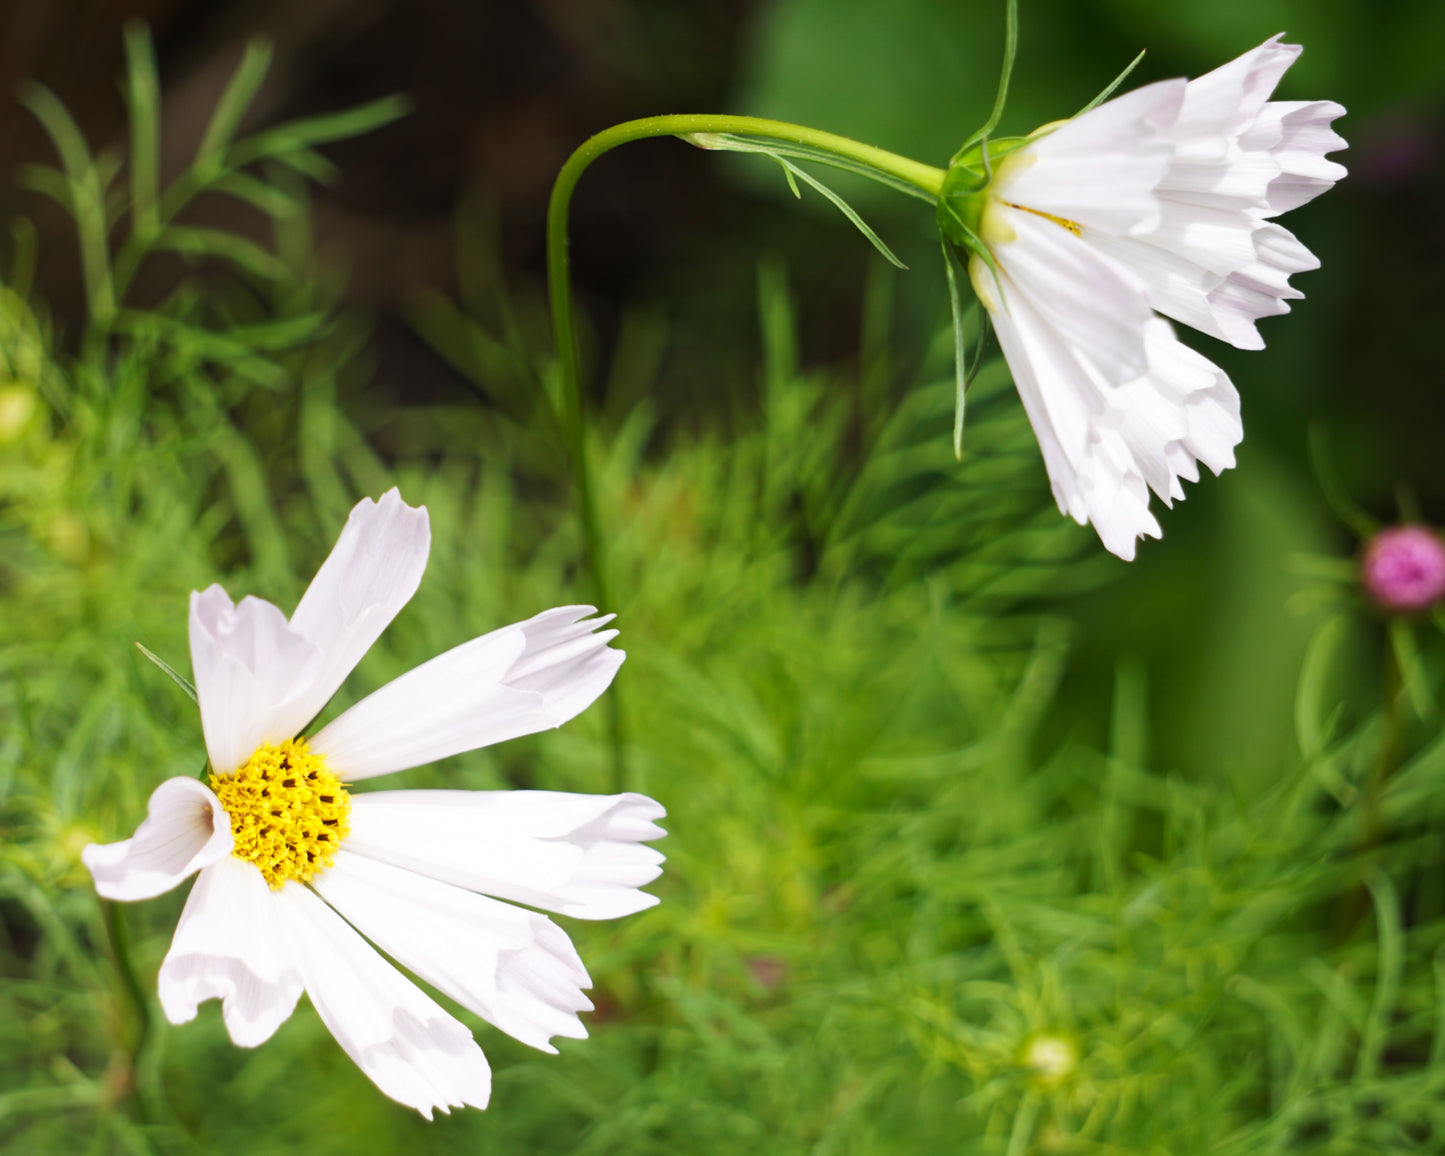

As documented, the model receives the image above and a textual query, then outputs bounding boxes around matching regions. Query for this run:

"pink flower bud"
[1361,525,1445,612]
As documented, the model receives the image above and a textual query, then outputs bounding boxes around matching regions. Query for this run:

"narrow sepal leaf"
[954,0,1018,161]
[135,642,198,703]
[1073,49,1147,118]
[684,132,935,204]
[704,136,907,269]
[941,239,970,460]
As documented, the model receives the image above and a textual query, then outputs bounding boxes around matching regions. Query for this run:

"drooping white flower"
[83,489,664,1118]
[957,36,1345,559]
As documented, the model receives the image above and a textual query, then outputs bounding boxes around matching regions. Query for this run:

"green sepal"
[940,239,994,461]
[936,159,991,254]
[1072,49,1147,118]
[934,135,1030,257]
[684,132,937,205]
[951,0,1019,163]
[693,134,908,269]
[135,641,197,703]
[941,239,969,460]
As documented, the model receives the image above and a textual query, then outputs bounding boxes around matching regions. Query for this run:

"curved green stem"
[546,114,941,598]
[545,116,942,791]
[101,899,154,1125]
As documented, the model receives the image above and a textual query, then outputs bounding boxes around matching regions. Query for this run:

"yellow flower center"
[210,738,350,889]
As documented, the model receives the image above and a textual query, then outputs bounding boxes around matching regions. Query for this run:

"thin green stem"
[101,899,154,1125]
[545,115,942,792]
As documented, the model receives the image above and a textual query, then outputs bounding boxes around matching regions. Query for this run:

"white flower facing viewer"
[944,36,1346,559]
[83,489,665,1118]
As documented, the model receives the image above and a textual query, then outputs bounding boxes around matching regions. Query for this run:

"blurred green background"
[3,0,1445,1152]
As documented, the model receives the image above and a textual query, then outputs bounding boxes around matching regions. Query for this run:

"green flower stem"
[101,898,154,1124]
[545,116,942,791]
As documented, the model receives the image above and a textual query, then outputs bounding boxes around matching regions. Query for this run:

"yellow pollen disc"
[210,739,350,889]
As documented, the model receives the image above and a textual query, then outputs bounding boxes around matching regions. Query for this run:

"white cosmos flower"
[82,489,664,1118]
[963,35,1346,559]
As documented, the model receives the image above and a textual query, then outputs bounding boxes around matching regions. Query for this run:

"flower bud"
[1361,525,1445,612]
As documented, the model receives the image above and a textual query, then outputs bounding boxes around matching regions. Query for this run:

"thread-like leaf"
[229,95,411,168]
[953,0,1018,160]
[134,642,196,703]
[122,22,162,239]
[1073,49,1147,118]
[686,132,936,205]
[696,136,906,269]
[196,39,275,172]
[941,239,970,460]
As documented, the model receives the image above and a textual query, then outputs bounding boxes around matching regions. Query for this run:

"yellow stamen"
[210,738,350,889]
[1004,201,1083,236]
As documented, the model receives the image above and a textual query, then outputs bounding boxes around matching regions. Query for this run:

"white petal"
[1088,207,1321,352]
[312,607,624,782]
[1113,318,1242,504]
[1249,100,1348,214]
[314,851,593,1053]
[344,790,666,920]
[189,588,322,774]
[157,855,304,1046]
[981,208,1154,385]
[1173,35,1298,157]
[82,778,232,901]
[277,883,491,1119]
[1202,222,1320,348]
[1072,39,1340,352]
[283,490,431,737]
[998,79,1182,236]
[978,254,1161,560]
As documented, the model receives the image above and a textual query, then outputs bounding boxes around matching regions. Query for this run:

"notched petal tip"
[279,885,492,1117]
[314,604,627,781]
[314,852,599,1056]
[344,788,667,921]
[157,857,304,1047]
[83,778,232,901]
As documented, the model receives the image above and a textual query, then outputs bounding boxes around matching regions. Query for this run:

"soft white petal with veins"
[158,855,304,1047]
[278,883,492,1119]
[312,606,624,781]
[343,790,666,919]
[82,778,232,901]
[314,851,594,1053]
[282,489,431,739]
[188,589,321,774]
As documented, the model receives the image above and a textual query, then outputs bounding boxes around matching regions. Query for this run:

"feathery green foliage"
[3,23,1445,1156]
